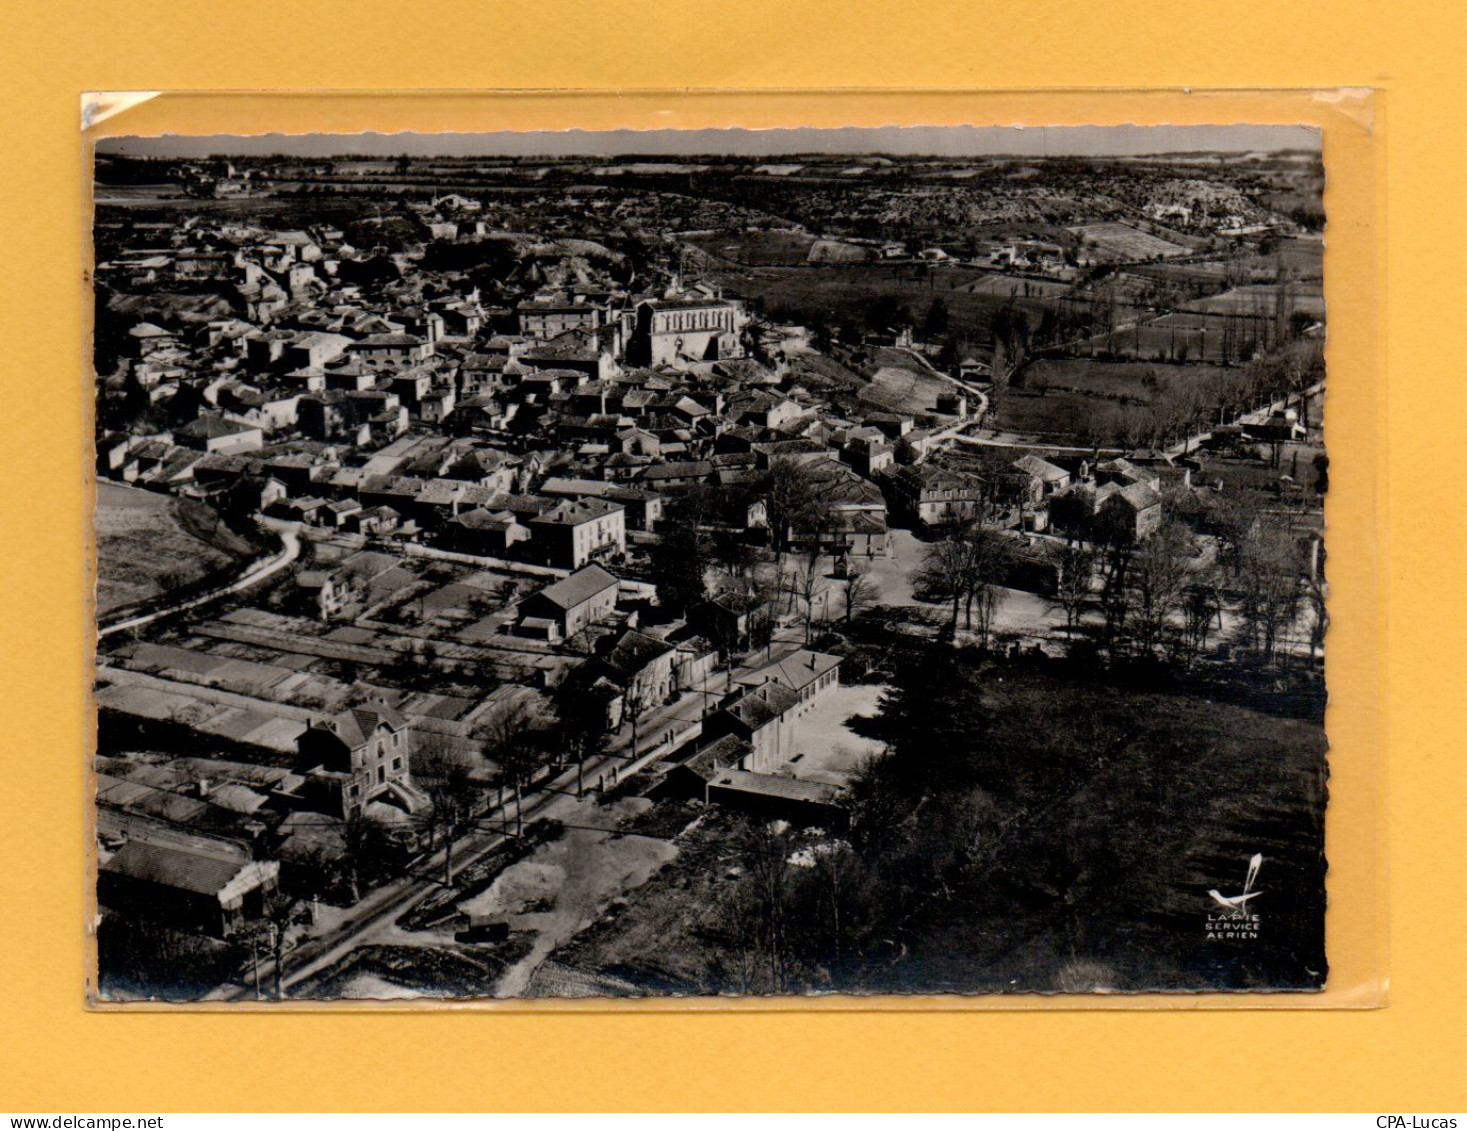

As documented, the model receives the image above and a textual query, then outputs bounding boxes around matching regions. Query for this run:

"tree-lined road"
[208,628,811,1000]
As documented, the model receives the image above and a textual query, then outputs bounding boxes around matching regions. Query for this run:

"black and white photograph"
[90,123,1329,1002]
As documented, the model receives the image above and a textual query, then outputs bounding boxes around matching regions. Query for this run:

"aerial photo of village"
[90,125,1329,1001]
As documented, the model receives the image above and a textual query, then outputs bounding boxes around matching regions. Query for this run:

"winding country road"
[98,519,301,640]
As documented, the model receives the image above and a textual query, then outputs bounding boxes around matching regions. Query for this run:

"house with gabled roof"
[1012,454,1073,500]
[1095,480,1164,542]
[98,836,280,938]
[297,701,427,820]
[447,507,530,557]
[885,463,986,528]
[736,649,842,715]
[349,333,434,373]
[127,321,180,357]
[655,734,752,802]
[528,497,626,569]
[1049,477,1164,543]
[705,680,801,774]
[517,563,620,642]
[538,476,664,531]
[636,460,714,489]
[344,504,402,539]
[597,628,677,716]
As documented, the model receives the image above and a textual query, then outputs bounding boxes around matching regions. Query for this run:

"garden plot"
[1069,222,1193,260]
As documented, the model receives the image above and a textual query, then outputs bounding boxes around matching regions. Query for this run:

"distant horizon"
[97,123,1321,161]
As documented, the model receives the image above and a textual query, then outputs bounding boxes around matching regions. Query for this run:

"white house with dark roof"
[529,497,626,569]
[736,649,842,716]
[705,682,800,773]
[349,333,434,372]
[598,629,678,717]
[127,321,180,357]
[517,564,620,641]
[886,463,986,527]
[1012,454,1073,500]
[172,415,264,455]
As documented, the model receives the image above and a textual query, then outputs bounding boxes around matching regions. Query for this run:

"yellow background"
[0,0,1458,1111]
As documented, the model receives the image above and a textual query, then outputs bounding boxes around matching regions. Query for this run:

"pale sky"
[98,123,1320,160]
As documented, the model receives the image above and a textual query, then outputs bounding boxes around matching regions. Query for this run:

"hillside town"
[92,134,1329,1000]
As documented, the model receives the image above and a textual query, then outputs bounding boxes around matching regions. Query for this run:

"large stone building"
[736,649,842,719]
[516,300,611,340]
[529,497,627,569]
[624,297,744,367]
[706,680,801,774]
[886,464,987,528]
[348,333,434,373]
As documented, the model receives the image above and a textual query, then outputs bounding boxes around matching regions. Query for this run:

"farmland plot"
[716,265,1055,343]
[959,273,1074,299]
[1183,284,1325,319]
[1069,221,1193,260]
[1075,313,1266,363]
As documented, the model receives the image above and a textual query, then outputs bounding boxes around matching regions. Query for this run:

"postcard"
[90,123,1328,1000]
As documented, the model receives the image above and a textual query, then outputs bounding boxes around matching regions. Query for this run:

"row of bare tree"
[1071,511,1324,670]
[916,500,1323,671]
[916,521,1010,648]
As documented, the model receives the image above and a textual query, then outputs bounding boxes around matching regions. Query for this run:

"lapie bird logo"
[1209,852,1264,913]
[1205,853,1263,940]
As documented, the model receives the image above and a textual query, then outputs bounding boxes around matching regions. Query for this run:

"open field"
[1267,237,1324,279]
[805,238,877,264]
[95,482,259,615]
[92,184,191,205]
[1123,238,1321,287]
[682,229,815,266]
[714,264,1056,343]
[1183,284,1325,319]
[995,359,1239,439]
[1125,259,1234,286]
[1069,221,1194,260]
[1022,358,1237,404]
[958,273,1074,299]
[97,197,420,242]
[1073,271,1172,305]
[1069,313,1265,363]
[992,389,1116,440]
[857,356,961,416]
